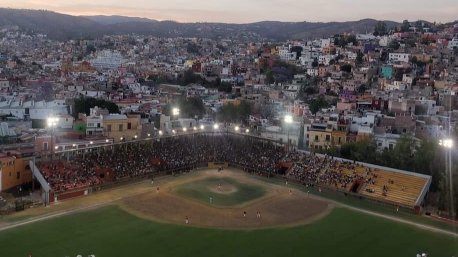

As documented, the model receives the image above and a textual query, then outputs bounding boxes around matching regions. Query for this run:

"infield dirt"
[120,168,333,229]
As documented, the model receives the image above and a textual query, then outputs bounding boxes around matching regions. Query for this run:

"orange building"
[0,152,33,192]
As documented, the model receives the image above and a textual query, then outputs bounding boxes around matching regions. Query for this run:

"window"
[325,135,330,142]
[389,144,394,150]
[119,124,123,131]
[127,123,132,130]
[315,135,319,141]
[43,142,48,151]
[107,125,112,132]
[16,172,20,179]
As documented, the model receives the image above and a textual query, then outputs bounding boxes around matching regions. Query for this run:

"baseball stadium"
[0,132,457,256]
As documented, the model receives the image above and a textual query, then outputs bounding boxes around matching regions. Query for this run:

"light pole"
[439,138,454,219]
[47,117,59,161]
[284,114,293,153]
[172,107,180,134]
[172,107,180,118]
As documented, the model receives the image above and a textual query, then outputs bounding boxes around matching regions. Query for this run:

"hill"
[82,15,156,25]
[0,8,401,40]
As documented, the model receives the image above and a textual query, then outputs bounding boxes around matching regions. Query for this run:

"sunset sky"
[2,0,457,23]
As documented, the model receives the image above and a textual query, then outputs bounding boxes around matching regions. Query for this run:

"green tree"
[265,70,275,84]
[181,69,200,86]
[356,51,364,65]
[290,46,303,59]
[73,97,120,118]
[341,64,352,73]
[164,97,206,119]
[401,20,410,32]
[388,40,400,50]
[374,21,388,36]
[218,82,233,93]
[217,101,252,123]
[308,96,329,115]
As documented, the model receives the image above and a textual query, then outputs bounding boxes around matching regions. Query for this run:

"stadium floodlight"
[245,129,250,133]
[235,126,240,132]
[172,107,180,116]
[439,139,453,148]
[183,127,187,132]
[200,125,205,130]
[213,124,219,130]
[284,114,293,124]
[158,130,163,136]
[47,117,59,128]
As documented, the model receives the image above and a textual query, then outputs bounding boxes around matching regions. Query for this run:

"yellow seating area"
[360,169,428,207]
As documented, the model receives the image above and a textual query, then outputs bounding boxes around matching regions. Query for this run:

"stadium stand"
[36,133,430,209]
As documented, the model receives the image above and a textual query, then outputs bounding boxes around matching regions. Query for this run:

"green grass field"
[0,205,456,257]
[174,177,266,206]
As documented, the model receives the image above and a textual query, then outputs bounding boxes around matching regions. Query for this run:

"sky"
[2,0,458,23]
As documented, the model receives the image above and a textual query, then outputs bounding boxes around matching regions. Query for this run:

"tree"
[265,70,275,84]
[218,82,232,93]
[290,46,303,59]
[374,21,388,36]
[181,69,200,86]
[356,51,364,65]
[85,44,96,55]
[164,97,206,119]
[73,97,120,118]
[388,40,400,50]
[308,96,329,115]
[217,101,252,123]
[341,64,352,73]
[401,20,410,32]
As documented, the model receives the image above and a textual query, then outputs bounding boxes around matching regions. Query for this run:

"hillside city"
[0,19,458,217]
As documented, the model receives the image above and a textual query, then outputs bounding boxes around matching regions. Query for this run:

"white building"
[0,99,69,120]
[389,53,410,63]
[86,115,104,136]
[374,133,401,151]
[90,50,125,70]
[278,46,297,61]
[448,38,458,50]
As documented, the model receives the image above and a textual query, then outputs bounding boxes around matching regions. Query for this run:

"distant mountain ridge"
[0,8,403,40]
[82,15,157,25]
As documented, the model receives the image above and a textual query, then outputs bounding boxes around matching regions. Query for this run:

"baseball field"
[0,168,457,257]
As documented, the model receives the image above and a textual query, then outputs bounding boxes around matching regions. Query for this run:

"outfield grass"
[174,177,266,206]
[0,205,456,257]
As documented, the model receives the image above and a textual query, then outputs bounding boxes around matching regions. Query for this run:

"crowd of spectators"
[39,134,385,194]
[287,155,367,191]
[39,134,286,192]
